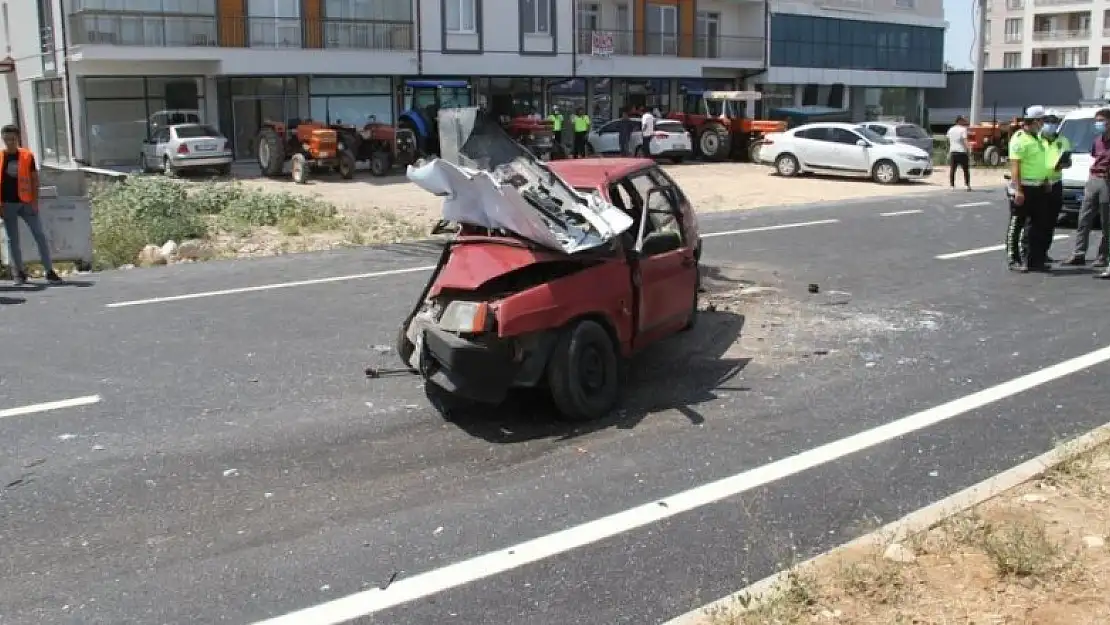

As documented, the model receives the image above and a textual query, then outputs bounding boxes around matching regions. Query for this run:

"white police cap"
[1024,105,1046,119]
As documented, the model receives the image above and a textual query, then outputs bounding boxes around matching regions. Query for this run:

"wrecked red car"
[396,108,702,421]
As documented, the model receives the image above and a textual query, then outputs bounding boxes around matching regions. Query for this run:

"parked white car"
[757,122,934,184]
[587,118,693,162]
[140,123,233,176]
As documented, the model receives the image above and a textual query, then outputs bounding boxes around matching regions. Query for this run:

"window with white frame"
[1003,51,1021,68]
[247,0,301,47]
[521,0,549,35]
[645,3,677,55]
[1005,0,1023,9]
[695,11,720,58]
[1004,18,1022,42]
[445,0,476,33]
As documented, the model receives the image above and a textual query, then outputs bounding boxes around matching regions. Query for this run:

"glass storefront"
[770,14,944,73]
[214,76,299,160]
[82,75,204,166]
[309,76,393,126]
[34,79,70,164]
[863,87,922,124]
[476,77,543,118]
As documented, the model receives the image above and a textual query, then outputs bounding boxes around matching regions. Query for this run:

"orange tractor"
[256,119,355,184]
[668,90,787,162]
[966,118,1019,167]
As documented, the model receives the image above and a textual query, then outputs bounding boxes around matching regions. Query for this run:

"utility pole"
[969,0,988,125]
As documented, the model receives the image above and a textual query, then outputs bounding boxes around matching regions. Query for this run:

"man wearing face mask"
[1064,108,1110,270]
[1038,110,1071,263]
[1007,106,1054,272]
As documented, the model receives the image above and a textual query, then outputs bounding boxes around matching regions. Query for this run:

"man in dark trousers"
[1007,106,1053,273]
[1,125,61,285]
[617,107,634,156]
[1064,107,1110,270]
[571,107,591,158]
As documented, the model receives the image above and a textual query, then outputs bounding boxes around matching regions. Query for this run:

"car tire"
[775,153,800,177]
[547,319,620,422]
[872,159,899,185]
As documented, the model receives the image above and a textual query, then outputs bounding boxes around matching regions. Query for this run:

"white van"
[1056,106,1105,222]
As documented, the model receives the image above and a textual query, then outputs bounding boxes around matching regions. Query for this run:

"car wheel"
[775,153,800,177]
[872,159,899,185]
[547,319,620,422]
[162,156,176,177]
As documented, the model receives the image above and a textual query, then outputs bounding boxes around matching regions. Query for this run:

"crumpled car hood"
[406,107,633,254]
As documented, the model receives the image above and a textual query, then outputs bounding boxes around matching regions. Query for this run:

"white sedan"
[587,118,693,163]
[757,122,933,184]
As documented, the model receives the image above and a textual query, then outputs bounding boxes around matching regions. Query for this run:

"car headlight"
[897,152,924,161]
[438,300,493,334]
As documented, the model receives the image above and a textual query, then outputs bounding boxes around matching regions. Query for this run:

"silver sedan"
[140,123,233,176]
[858,121,935,154]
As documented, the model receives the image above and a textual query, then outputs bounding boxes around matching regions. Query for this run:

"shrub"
[89,176,345,268]
[91,176,207,268]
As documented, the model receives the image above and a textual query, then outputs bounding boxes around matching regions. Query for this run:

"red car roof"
[547,157,653,190]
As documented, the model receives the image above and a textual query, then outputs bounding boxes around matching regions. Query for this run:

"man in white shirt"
[946,115,971,190]
[640,107,655,157]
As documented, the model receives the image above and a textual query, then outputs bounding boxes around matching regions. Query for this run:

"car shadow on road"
[0,296,25,305]
[443,309,750,444]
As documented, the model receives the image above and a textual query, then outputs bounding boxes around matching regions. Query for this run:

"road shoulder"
[666,421,1110,625]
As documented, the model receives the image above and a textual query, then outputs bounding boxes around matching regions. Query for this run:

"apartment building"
[0,0,942,168]
[755,0,946,123]
[983,0,1110,70]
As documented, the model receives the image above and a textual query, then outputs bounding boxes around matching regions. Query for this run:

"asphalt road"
[4,182,1110,625]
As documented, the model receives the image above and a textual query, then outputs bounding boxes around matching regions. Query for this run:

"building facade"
[983,0,1110,70]
[0,0,943,168]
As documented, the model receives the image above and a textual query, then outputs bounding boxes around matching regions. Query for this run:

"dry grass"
[698,442,1110,625]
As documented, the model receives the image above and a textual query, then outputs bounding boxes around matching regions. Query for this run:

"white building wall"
[984,0,1106,69]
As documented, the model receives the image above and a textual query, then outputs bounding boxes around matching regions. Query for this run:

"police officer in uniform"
[1038,109,1071,262]
[1007,106,1054,273]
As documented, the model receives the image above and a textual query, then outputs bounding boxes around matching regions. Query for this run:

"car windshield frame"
[1059,118,1097,155]
[855,126,895,144]
[174,124,223,139]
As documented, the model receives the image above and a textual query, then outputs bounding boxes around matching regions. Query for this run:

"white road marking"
[879,209,924,217]
[936,234,1068,260]
[105,266,439,308]
[700,219,840,239]
[0,395,101,421]
[954,201,993,208]
[106,220,841,308]
[247,343,1110,625]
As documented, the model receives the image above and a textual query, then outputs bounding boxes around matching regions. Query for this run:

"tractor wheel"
[698,125,731,162]
[983,145,1001,167]
[369,151,393,177]
[290,153,309,184]
[337,150,356,179]
[256,128,285,177]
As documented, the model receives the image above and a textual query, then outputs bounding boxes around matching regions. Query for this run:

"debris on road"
[222,468,240,477]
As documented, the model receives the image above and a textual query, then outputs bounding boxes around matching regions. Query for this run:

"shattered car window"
[405,107,634,254]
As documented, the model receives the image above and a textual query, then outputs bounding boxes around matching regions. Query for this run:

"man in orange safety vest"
[1,124,61,285]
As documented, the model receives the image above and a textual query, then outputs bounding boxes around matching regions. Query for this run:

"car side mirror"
[856,139,870,147]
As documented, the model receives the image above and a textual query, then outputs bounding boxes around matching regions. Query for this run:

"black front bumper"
[419,326,517,404]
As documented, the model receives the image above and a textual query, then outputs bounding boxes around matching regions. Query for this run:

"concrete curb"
[662,421,1110,625]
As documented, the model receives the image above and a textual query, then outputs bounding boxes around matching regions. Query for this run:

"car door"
[152,128,171,165]
[793,126,834,168]
[828,127,870,173]
[623,169,698,347]
[594,121,622,154]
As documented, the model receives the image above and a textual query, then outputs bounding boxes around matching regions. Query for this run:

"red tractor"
[668,90,787,162]
[256,119,355,184]
[331,117,420,177]
[502,115,558,160]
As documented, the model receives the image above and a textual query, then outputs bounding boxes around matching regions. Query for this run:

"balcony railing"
[67,11,218,47]
[1004,32,1024,42]
[224,16,414,49]
[1033,0,1091,5]
[1032,28,1091,40]
[576,29,762,61]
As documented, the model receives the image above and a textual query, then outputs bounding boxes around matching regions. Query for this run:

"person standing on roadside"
[946,115,971,190]
[640,106,655,158]
[547,106,565,158]
[617,107,634,156]
[1007,106,1054,273]
[572,107,590,158]
[1064,107,1110,271]
[1038,110,1071,264]
[0,125,61,285]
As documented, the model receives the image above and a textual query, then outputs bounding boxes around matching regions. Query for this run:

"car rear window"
[175,125,222,138]
[654,120,684,133]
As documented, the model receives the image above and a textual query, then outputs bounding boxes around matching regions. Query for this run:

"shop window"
[310,77,391,95]
[82,76,206,166]
[308,76,394,125]
[34,79,70,164]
